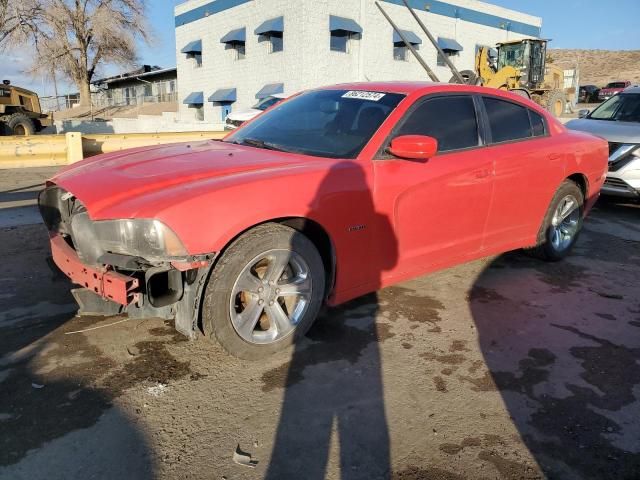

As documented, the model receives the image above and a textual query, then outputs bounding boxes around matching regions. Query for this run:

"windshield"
[225,89,405,158]
[253,96,282,111]
[588,94,640,122]
[497,43,529,70]
[606,82,627,89]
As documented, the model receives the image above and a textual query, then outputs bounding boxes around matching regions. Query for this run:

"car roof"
[623,85,640,94]
[321,81,547,101]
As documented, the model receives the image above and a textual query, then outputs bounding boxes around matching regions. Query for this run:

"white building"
[174,0,542,127]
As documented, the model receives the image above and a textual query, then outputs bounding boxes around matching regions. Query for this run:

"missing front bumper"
[49,233,214,339]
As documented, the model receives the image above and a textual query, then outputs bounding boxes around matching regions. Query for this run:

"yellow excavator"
[455,39,569,117]
[375,0,573,118]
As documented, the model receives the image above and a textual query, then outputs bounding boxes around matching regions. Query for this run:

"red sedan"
[39,82,608,359]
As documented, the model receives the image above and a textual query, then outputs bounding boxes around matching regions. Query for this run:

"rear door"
[480,96,564,250]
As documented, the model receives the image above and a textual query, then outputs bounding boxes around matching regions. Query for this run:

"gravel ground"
[0,168,639,480]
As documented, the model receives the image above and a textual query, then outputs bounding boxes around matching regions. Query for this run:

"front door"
[373,94,494,279]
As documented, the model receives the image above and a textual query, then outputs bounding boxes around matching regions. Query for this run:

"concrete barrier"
[0,131,227,169]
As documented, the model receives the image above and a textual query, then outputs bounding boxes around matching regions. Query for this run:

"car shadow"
[264,161,398,479]
[469,203,640,479]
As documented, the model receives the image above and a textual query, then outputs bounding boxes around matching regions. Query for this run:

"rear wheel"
[0,113,36,135]
[202,223,325,359]
[527,180,584,261]
[542,89,566,118]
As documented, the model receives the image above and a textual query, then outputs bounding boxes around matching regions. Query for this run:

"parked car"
[39,82,608,359]
[579,85,600,103]
[598,81,631,101]
[225,93,288,130]
[567,85,640,198]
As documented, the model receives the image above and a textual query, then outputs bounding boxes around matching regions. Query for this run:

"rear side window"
[529,110,546,137]
[397,95,479,152]
[483,97,531,143]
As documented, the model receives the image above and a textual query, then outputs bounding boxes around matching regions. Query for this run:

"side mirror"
[578,109,590,119]
[388,135,438,160]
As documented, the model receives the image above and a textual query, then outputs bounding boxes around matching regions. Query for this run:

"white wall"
[175,0,542,123]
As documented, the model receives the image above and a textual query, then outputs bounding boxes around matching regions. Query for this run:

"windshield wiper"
[234,137,290,152]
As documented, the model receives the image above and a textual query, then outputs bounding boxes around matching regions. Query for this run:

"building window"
[194,106,204,121]
[234,43,246,60]
[330,32,350,53]
[329,16,362,53]
[437,50,458,66]
[393,45,408,61]
[436,37,463,67]
[392,30,421,62]
[221,27,247,60]
[255,17,284,54]
[268,32,283,53]
[181,40,202,68]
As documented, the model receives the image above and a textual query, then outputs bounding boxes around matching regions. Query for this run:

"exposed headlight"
[71,213,187,264]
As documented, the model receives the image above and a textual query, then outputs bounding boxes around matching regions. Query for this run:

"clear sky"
[4,0,640,96]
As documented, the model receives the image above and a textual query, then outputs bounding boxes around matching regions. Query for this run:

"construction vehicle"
[0,80,52,135]
[376,0,574,118]
[455,39,569,117]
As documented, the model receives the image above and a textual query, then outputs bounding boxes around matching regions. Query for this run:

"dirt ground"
[1,168,639,480]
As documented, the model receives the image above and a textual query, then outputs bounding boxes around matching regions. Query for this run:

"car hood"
[600,88,623,94]
[227,108,261,122]
[51,140,321,219]
[565,118,640,144]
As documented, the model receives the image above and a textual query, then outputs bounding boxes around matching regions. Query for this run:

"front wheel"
[0,113,37,135]
[527,180,584,261]
[202,223,325,359]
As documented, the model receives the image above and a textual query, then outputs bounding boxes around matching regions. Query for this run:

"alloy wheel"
[229,249,312,344]
[550,194,580,251]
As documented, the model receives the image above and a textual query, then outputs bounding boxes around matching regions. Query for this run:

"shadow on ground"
[470,199,640,479]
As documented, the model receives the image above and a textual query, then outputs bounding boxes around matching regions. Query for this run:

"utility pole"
[375,2,440,83]
[400,0,466,84]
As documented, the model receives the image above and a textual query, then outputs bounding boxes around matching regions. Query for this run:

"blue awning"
[180,40,202,54]
[393,30,422,45]
[329,15,362,34]
[220,27,246,44]
[437,37,463,52]
[208,88,237,103]
[255,16,284,35]
[255,83,284,99]
[183,92,204,105]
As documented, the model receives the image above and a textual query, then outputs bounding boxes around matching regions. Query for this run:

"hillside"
[549,49,640,87]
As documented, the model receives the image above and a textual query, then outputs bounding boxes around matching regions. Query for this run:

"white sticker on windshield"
[342,91,386,101]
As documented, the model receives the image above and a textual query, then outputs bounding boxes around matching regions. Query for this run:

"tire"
[202,223,326,360]
[511,89,531,99]
[542,89,566,118]
[527,180,584,261]
[0,112,36,135]
[449,70,479,85]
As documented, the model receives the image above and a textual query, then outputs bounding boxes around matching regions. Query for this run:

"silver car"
[566,86,640,198]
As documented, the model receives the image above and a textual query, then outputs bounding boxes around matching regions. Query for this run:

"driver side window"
[396,95,480,153]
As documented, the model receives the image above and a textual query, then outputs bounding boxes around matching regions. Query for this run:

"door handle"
[549,154,562,161]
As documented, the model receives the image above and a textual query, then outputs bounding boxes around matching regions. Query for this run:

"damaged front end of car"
[38,184,216,339]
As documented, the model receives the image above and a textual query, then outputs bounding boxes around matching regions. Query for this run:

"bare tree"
[30,0,149,106]
[0,0,42,46]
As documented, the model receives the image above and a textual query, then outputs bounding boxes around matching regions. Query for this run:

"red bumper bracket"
[50,234,140,305]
